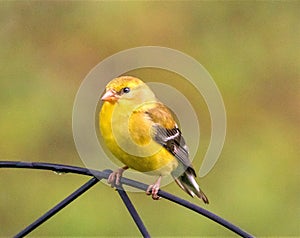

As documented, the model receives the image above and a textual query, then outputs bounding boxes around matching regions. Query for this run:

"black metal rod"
[14,177,99,238]
[157,190,253,238]
[1,161,254,238]
[118,177,254,238]
[116,185,150,238]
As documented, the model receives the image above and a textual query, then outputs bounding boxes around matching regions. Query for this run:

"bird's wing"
[139,102,196,176]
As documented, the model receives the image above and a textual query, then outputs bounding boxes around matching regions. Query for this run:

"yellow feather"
[99,76,209,203]
[99,78,177,175]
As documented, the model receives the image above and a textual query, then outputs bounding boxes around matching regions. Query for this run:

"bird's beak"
[101,89,119,102]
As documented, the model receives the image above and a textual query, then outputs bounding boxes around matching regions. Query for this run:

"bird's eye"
[122,87,130,94]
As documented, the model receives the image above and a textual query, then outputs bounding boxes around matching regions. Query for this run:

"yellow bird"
[99,76,208,203]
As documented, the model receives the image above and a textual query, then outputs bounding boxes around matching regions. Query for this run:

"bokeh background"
[0,2,299,237]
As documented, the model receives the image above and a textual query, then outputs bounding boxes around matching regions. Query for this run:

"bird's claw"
[146,184,161,200]
[107,167,127,187]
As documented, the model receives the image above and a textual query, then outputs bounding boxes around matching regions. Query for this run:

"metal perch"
[0,161,254,238]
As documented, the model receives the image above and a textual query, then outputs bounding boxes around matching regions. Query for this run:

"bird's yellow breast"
[99,101,178,175]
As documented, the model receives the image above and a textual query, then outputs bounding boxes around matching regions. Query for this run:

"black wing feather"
[152,124,196,177]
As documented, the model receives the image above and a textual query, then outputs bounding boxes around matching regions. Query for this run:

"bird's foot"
[107,166,128,187]
[146,176,162,200]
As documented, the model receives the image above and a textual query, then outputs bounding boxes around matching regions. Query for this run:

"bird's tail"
[172,167,209,204]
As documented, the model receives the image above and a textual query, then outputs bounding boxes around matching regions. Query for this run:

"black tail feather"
[172,168,209,204]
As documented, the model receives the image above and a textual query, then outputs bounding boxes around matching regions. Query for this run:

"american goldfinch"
[99,76,208,203]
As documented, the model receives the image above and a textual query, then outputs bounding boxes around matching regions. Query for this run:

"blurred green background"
[0,1,299,237]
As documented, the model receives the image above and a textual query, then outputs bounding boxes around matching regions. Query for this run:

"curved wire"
[15,177,100,237]
[0,161,254,238]
[115,184,151,238]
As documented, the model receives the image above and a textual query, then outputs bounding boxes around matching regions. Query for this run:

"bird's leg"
[146,176,162,200]
[107,166,128,187]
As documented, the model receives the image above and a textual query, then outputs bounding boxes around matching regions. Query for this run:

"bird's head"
[101,76,155,105]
